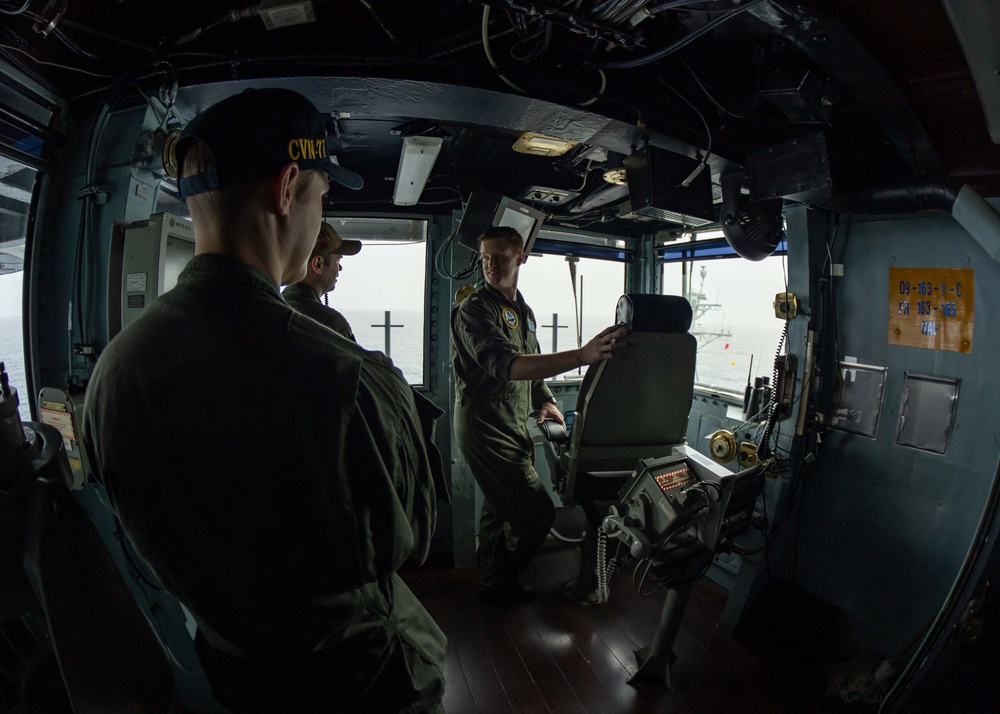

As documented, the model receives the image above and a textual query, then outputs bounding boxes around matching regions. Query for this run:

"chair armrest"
[538,419,569,444]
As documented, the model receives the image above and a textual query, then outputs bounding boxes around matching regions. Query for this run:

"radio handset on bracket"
[773,353,797,421]
[772,291,799,421]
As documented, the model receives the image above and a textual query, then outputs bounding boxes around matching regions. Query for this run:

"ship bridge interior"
[1,1,1000,712]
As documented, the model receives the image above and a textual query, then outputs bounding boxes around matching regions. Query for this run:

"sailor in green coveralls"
[282,221,360,341]
[83,89,447,713]
[452,226,627,605]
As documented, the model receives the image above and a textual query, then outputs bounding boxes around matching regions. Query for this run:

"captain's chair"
[539,294,764,686]
[546,293,696,521]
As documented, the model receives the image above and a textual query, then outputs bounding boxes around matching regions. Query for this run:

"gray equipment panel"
[111,213,194,336]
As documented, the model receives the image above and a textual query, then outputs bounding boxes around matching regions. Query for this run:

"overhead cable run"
[481,4,608,105]
[593,0,769,69]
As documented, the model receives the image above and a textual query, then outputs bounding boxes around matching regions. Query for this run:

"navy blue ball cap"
[176,88,364,199]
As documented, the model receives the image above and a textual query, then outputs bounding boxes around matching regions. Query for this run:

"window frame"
[657,231,789,401]
[325,215,431,387]
[514,227,631,384]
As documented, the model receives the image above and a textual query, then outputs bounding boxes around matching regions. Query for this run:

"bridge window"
[0,271,26,400]
[659,231,788,396]
[519,230,627,380]
[324,217,428,385]
[0,161,37,410]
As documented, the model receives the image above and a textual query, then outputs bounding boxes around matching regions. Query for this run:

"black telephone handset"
[773,353,798,420]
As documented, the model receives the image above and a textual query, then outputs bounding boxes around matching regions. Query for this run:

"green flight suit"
[451,283,556,587]
[82,255,446,713]
[282,279,450,508]
[282,281,356,341]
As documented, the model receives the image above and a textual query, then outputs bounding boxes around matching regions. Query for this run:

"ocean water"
[0,315,29,411]
[339,308,786,397]
[691,323,788,395]
[339,308,426,385]
[535,319,786,395]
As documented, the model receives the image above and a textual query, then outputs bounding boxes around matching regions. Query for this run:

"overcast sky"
[0,242,787,328]
[331,242,430,307]
[332,240,787,331]
[662,253,788,330]
[332,243,629,340]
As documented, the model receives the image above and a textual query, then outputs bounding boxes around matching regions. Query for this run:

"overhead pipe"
[832,181,958,214]
[833,180,1000,266]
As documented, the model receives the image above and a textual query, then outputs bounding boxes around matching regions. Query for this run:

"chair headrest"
[615,294,692,332]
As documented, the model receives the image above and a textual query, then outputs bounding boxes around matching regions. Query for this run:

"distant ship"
[686,265,732,349]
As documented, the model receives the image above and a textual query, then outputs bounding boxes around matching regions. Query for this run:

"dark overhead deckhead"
[0,0,997,236]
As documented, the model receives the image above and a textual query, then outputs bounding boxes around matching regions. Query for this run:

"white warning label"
[39,408,76,451]
[126,272,148,292]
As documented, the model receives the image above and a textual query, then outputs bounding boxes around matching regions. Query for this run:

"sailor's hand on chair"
[538,401,565,426]
[578,324,628,365]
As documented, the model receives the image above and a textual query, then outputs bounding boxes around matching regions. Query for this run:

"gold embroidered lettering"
[288,138,327,162]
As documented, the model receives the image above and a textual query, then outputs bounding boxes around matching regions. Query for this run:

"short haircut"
[477,226,524,251]
[180,138,313,223]
[180,139,269,222]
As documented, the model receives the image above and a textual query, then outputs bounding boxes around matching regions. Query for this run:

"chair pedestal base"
[627,580,696,689]
[629,645,676,689]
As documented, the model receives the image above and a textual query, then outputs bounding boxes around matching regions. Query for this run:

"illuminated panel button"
[654,467,693,492]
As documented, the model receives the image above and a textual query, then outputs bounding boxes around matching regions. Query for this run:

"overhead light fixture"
[393,136,443,206]
[603,168,627,185]
[512,132,578,157]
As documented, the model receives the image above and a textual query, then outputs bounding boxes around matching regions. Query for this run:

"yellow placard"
[888,268,973,353]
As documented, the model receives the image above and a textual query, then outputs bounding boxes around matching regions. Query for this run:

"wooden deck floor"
[403,537,858,714]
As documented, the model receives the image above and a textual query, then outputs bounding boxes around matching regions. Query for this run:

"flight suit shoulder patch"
[501,306,519,330]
